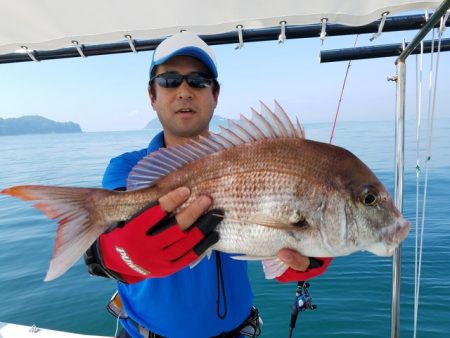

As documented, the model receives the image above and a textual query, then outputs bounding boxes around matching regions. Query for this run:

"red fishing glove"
[98,201,222,284]
[276,257,333,283]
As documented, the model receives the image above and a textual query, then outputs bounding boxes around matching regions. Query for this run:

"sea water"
[0,119,449,337]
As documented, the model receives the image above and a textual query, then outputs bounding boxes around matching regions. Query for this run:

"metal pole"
[391,60,406,338]
[391,3,450,337]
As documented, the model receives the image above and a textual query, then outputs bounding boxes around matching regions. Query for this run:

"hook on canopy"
[319,18,328,45]
[278,21,287,43]
[72,41,86,58]
[125,35,137,53]
[370,11,389,41]
[235,25,244,49]
[20,46,39,62]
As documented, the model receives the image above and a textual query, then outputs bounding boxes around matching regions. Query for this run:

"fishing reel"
[288,281,316,338]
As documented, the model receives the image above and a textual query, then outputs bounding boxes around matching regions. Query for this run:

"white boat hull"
[0,322,110,338]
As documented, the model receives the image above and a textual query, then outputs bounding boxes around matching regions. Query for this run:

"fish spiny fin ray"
[0,185,114,281]
[261,258,290,279]
[126,101,305,190]
[274,99,298,137]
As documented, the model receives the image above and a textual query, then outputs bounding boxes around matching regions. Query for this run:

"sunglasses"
[150,72,214,89]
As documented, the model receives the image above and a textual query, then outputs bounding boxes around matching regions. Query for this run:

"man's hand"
[276,248,332,283]
[277,248,310,271]
[98,187,222,283]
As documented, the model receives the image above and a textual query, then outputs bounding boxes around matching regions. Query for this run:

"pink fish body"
[1,101,410,281]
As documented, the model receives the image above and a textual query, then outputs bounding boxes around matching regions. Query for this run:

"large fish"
[1,101,410,281]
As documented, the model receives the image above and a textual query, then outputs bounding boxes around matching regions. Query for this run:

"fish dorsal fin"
[127,101,304,190]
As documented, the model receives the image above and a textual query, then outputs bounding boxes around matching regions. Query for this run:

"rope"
[329,34,359,144]
[413,25,443,338]
[413,40,424,338]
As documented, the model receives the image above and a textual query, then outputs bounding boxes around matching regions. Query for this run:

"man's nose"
[177,80,193,99]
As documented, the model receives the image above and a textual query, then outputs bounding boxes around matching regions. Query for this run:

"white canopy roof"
[0,0,443,54]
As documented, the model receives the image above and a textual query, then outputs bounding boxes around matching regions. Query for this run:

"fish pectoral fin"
[245,213,295,229]
[261,258,289,279]
[229,255,289,279]
[189,250,212,269]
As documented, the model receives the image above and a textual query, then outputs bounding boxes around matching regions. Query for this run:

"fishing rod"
[288,281,316,338]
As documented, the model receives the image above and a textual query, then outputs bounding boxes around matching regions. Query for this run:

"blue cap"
[149,31,218,79]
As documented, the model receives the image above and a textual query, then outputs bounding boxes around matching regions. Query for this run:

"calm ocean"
[0,119,449,337]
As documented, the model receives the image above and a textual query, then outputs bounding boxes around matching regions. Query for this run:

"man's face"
[150,55,219,146]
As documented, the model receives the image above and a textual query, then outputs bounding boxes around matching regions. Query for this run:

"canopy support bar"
[320,38,450,62]
[0,14,445,64]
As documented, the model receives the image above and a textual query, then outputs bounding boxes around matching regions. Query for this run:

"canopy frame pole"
[391,2,450,338]
[392,59,406,338]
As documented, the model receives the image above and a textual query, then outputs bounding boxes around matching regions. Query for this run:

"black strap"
[83,239,126,283]
[216,252,228,319]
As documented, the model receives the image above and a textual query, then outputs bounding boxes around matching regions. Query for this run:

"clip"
[278,21,287,43]
[125,35,137,53]
[319,18,328,45]
[20,46,39,62]
[235,25,244,50]
[72,40,86,58]
[370,11,389,41]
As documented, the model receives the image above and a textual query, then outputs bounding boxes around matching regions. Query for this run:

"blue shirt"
[102,131,253,338]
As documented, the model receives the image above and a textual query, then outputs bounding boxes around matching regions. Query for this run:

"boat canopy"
[0,0,443,55]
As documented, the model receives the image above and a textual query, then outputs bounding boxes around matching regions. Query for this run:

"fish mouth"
[381,219,411,245]
[367,219,411,256]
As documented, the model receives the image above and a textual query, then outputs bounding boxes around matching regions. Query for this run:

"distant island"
[145,115,229,132]
[0,115,82,136]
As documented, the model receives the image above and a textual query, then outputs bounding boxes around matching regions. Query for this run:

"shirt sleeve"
[102,149,148,190]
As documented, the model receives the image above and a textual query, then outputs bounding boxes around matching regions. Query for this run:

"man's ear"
[213,88,220,108]
[149,87,156,107]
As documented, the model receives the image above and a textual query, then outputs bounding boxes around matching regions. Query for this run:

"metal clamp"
[125,35,138,53]
[370,11,389,41]
[20,46,39,62]
[235,25,244,49]
[278,21,287,43]
[72,40,86,57]
[319,18,328,45]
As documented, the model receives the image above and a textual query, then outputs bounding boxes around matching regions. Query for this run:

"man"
[84,31,331,338]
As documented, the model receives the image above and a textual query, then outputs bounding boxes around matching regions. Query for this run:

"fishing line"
[413,23,444,338]
[329,34,359,144]
[114,313,120,338]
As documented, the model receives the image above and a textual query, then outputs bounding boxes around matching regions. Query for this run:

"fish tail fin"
[1,185,116,281]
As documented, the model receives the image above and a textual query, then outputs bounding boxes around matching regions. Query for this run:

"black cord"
[216,252,228,319]
[289,327,295,338]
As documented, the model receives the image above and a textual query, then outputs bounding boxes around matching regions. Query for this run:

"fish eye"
[363,192,378,206]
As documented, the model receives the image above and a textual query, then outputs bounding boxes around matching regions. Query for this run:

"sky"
[0,28,449,132]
